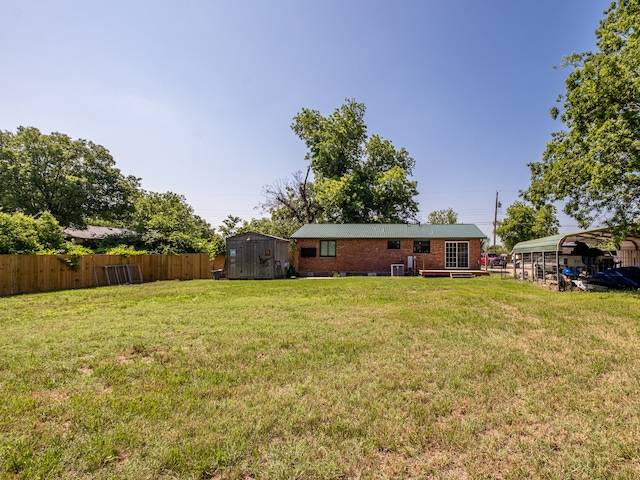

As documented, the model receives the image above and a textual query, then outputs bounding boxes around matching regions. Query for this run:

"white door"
[445,242,469,269]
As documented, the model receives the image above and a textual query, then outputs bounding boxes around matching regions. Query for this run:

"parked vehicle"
[481,252,505,267]
[536,251,617,275]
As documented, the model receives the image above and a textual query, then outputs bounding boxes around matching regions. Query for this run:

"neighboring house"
[64,226,137,247]
[291,224,486,276]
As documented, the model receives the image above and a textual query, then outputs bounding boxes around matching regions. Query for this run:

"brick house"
[291,224,486,276]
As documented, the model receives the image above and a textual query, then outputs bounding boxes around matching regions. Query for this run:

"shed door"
[256,240,273,279]
[236,239,273,279]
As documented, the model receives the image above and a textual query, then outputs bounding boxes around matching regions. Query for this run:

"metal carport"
[511,228,640,287]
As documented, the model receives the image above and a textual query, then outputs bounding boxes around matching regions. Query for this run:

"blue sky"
[1,1,608,240]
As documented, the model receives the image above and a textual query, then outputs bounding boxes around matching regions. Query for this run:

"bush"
[141,230,209,254]
[35,212,66,251]
[0,212,40,254]
[0,211,66,254]
[58,242,94,256]
[105,245,147,256]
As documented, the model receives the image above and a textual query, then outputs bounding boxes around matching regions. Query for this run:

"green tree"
[0,127,140,227]
[244,215,301,240]
[525,1,640,237]
[129,191,217,254]
[427,208,458,224]
[287,99,419,223]
[218,215,245,237]
[496,201,560,251]
[219,214,299,241]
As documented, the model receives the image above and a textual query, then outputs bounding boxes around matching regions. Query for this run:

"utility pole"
[493,191,501,253]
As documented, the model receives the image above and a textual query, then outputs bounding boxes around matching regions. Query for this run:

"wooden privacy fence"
[0,253,214,296]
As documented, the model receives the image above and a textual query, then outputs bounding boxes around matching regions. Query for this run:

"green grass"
[1,276,640,479]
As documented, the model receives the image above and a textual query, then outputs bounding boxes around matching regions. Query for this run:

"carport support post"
[531,253,534,282]
[542,253,546,285]
[530,253,534,282]
[556,251,561,290]
[531,253,535,282]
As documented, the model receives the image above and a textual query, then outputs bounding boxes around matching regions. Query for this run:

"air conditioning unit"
[391,264,404,277]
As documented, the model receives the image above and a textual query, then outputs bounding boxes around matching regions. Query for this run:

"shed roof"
[225,231,289,242]
[512,228,640,254]
[291,223,486,240]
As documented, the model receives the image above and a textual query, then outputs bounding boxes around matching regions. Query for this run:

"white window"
[320,240,336,257]
[445,241,469,269]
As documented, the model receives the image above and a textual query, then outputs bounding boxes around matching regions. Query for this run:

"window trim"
[320,240,336,257]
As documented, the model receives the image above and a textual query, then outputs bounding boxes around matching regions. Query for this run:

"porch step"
[450,272,476,279]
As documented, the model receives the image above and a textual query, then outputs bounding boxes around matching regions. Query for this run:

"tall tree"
[525,1,640,237]
[260,168,322,224]
[427,208,458,224]
[218,215,245,238]
[0,127,140,227]
[218,213,299,242]
[129,191,215,253]
[496,201,560,251]
[281,99,419,223]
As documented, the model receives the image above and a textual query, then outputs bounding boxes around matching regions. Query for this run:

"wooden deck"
[419,269,491,278]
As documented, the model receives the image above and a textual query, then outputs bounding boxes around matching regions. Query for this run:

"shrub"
[58,242,94,256]
[105,244,147,256]
[35,212,66,251]
[0,212,40,253]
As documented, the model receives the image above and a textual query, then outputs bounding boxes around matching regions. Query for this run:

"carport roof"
[511,228,640,254]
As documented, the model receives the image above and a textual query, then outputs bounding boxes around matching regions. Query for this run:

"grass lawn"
[1,276,640,479]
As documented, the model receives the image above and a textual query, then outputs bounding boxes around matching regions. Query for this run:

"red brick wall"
[469,239,482,270]
[294,238,482,276]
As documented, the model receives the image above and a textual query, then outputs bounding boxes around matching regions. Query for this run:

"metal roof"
[291,223,487,240]
[511,228,640,254]
[64,226,137,240]
[511,234,566,254]
[225,231,289,242]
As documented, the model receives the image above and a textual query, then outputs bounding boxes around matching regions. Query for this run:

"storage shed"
[225,232,290,280]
